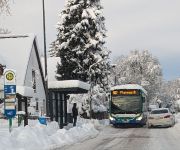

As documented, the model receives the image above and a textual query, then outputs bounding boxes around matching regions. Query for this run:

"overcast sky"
[0,0,180,81]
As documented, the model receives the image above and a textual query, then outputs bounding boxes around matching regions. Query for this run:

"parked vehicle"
[147,108,175,128]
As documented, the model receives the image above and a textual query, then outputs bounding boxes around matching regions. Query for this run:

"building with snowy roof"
[0,34,46,124]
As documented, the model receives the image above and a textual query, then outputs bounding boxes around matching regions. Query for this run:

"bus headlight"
[136,115,143,121]
[109,116,115,121]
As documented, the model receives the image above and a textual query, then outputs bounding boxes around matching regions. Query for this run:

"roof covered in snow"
[0,34,35,86]
[0,34,43,97]
[111,84,147,95]
[48,80,90,93]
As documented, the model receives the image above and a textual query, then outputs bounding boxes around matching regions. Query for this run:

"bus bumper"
[109,118,146,126]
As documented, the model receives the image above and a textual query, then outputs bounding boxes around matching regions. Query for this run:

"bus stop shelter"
[48,80,90,128]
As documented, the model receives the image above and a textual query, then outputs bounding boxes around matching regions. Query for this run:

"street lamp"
[110,64,117,86]
[0,64,6,100]
[0,64,6,76]
[42,0,49,115]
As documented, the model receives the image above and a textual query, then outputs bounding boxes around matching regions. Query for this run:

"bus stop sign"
[4,69,16,119]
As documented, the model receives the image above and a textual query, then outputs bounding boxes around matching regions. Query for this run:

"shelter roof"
[48,80,90,94]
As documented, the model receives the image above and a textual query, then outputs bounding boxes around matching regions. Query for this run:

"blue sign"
[4,109,16,118]
[4,85,16,94]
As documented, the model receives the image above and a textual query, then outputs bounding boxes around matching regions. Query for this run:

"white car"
[147,108,175,128]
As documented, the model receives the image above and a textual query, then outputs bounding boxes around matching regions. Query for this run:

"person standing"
[72,103,78,126]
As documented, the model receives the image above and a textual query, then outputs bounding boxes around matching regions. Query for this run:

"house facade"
[0,34,46,122]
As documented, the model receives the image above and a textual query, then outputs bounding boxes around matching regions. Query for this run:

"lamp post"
[0,64,6,76]
[42,0,49,116]
[110,64,117,86]
[0,64,6,100]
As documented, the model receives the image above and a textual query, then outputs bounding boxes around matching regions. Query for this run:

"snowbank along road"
[63,124,180,150]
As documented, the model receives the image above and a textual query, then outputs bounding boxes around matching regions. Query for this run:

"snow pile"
[0,120,99,150]
[77,117,109,128]
[50,123,98,149]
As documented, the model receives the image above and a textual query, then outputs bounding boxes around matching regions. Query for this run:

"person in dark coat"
[72,103,78,126]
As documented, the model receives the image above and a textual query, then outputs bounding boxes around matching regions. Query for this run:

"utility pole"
[42,0,49,116]
[111,64,117,86]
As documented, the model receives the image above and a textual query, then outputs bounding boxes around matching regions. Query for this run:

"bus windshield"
[111,95,141,114]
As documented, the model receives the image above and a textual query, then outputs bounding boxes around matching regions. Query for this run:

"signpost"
[4,69,16,132]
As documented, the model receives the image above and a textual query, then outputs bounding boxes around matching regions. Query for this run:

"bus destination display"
[112,89,139,96]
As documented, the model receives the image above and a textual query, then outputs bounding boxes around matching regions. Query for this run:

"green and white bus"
[109,84,148,126]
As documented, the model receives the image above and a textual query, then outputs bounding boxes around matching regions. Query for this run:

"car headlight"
[136,115,143,121]
[109,116,115,121]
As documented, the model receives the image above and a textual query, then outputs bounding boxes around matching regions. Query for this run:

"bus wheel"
[113,124,118,128]
[138,124,144,127]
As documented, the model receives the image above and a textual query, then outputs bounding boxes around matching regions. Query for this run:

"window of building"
[36,98,39,112]
[32,70,36,92]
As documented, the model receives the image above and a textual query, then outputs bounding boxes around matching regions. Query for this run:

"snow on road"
[1,115,180,150]
[63,121,180,150]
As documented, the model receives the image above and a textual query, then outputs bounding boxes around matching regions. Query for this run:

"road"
[62,124,180,150]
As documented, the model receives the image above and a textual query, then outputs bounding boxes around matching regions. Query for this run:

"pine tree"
[51,0,110,88]
[49,41,59,57]
[50,0,110,115]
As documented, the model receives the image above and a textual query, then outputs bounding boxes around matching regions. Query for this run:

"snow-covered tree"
[51,0,110,84]
[69,84,108,117]
[161,78,180,111]
[50,0,110,115]
[111,50,163,102]
[49,41,59,57]
[164,79,180,101]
